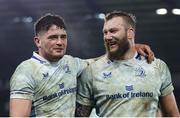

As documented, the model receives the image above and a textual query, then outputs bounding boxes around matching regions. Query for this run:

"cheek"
[118,32,127,40]
[63,40,68,47]
[104,37,109,44]
[43,41,53,50]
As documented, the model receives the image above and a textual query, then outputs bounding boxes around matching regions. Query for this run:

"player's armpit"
[135,43,154,64]
[160,93,180,117]
[10,98,32,117]
[75,102,93,117]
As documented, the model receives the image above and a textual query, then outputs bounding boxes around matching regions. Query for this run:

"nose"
[104,33,113,42]
[56,38,64,45]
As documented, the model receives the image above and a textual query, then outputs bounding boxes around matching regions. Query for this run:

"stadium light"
[156,8,167,15]
[172,8,180,15]
[95,13,105,19]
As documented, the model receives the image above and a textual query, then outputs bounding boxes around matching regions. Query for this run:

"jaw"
[107,42,130,60]
[46,49,66,62]
[108,44,119,53]
[52,49,65,58]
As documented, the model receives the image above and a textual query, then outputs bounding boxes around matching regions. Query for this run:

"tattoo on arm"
[75,102,93,117]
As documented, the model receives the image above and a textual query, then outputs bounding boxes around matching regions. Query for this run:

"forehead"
[47,25,67,34]
[103,17,125,30]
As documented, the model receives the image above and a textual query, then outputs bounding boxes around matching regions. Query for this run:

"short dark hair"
[34,13,66,36]
[105,10,136,31]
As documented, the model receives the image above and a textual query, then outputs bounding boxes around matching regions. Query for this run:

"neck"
[118,46,136,60]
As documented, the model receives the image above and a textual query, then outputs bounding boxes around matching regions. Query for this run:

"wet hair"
[34,13,66,36]
[105,10,136,31]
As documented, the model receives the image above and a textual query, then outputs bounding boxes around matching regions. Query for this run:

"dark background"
[0,0,180,116]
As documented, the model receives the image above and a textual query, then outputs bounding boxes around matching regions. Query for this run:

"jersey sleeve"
[75,55,105,77]
[76,65,95,107]
[74,58,88,77]
[158,60,174,96]
[10,62,35,100]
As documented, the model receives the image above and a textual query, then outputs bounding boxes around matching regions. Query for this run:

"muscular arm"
[10,98,32,117]
[160,93,180,117]
[135,43,154,63]
[75,102,93,117]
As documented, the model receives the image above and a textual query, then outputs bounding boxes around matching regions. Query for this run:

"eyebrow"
[48,34,59,39]
[103,27,119,33]
[48,34,67,39]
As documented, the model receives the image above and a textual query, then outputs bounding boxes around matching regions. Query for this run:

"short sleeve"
[76,65,95,106]
[75,58,88,77]
[159,60,174,96]
[10,63,35,100]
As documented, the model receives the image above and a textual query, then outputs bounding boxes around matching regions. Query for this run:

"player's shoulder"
[87,55,108,70]
[136,54,168,69]
[15,58,42,73]
[63,55,83,62]
[151,57,169,70]
[17,58,34,69]
[63,55,87,69]
[63,54,74,59]
[132,54,169,73]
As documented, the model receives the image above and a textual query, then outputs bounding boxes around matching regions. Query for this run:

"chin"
[51,55,63,61]
[53,52,64,58]
[56,53,65,58]
[109,47,119,53]
[55,50,65,56]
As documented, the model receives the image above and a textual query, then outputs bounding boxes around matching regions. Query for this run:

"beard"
[105,34,130,60]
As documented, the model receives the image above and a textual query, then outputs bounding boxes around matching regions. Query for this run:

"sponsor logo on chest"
[102,71,112,79]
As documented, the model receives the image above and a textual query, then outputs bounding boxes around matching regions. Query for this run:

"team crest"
[63,64,71,73]
[135,67,146,78]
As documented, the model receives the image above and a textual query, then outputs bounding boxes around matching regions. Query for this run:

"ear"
[34,36,41,48]
[127,28,135,40]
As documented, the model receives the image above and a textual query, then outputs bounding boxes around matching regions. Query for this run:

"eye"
[48,35,58,40]
[109,28,118,34]
[60,34,67,40]
[103,30,107,35]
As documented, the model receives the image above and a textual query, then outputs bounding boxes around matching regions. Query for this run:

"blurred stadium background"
[0,0,180,116]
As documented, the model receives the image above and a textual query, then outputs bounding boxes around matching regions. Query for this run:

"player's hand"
[135,43,154,63]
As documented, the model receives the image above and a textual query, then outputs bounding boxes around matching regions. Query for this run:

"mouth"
[53,48,64,52]
[108,41,117,48]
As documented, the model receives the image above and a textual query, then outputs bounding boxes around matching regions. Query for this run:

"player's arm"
[135,43,154,63]
[159,93,180,117]
[75,102,93,117]
[10,98,32,117]
[86,44,154,63]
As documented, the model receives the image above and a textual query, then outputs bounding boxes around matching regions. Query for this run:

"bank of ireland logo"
[135,67,146,78]
[103,71,112,79]
[63,64,71,74]
[125,85,134,91]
